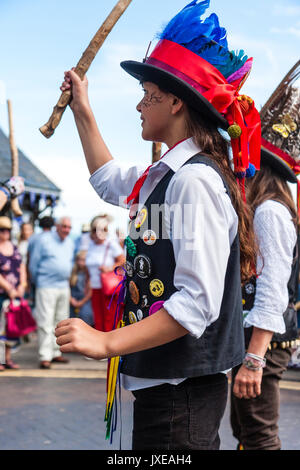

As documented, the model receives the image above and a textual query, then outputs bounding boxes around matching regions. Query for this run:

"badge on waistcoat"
[129,281,140,305]
[136,309,144,321]
[134,208,147,229]
[141,294,149,309]
[124,236,137,258]
[149,279,165,297]
[142,229,157,246]
[125,260,134,278]
[128,311,137,324]
[134,254,152,279]
[149,300,164,316]
[244,283,255,295]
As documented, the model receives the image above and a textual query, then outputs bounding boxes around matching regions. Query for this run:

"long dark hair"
[185,106,257,283]
[247,164,298,228]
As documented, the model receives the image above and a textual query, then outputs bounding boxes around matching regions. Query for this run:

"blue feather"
[158,0,248,79]
[160,0,210,43]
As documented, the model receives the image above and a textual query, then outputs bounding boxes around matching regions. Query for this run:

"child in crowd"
[70,251,93,326]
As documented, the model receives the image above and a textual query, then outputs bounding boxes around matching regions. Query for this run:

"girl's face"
[0,228,11,242]
[136,82,174,143]
[76,255,86,269]
[91,221,108,244]
[21,223,33,240]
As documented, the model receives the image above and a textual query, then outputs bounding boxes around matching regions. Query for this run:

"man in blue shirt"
[29,217,74,369]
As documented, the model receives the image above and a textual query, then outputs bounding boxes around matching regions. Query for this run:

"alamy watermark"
[107,198,205,251]
[91,199,205,251]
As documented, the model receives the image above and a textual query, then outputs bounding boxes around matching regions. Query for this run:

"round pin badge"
[136,309,144,321]
[125,260,134,278]
[149,279,165,298]
[129,281,140,305]
[134,208,147,229]
[134,254,152,279]
[142,229,157,246]
[149,301,164,316]
[129,311,137,324]
[245,283,255,295]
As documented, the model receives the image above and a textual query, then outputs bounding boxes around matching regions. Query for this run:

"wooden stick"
[7,100,23,217]
[39,0,132,138]
[152,142,162,163]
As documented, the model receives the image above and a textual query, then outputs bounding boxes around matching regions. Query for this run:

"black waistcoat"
[121,154,245,379]
[242,233,299,344]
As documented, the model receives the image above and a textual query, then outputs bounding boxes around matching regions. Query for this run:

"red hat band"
[261,137,300,175]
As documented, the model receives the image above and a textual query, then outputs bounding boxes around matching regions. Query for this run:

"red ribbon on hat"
[261,137,300,174]
[261,137,300,218]
[147,40,261,175]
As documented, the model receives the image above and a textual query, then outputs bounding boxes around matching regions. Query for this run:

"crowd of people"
[0,213,126,370]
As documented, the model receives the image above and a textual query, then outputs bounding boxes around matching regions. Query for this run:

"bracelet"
[243,352,266,371]
[247,352,266,363]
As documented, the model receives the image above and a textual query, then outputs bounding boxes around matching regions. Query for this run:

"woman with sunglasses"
[85,215,125,332]
[0,216,27,370]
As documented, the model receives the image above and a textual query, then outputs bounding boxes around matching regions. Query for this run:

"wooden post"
[7,100,23,216]
[39,0,132,138]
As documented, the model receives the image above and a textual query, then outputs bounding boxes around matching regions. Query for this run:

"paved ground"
[0,333,300,450]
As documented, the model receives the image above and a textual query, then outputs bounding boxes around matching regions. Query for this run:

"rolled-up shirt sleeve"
[244,201,297,334]
[163,164,237,339]
[89,160,145,208]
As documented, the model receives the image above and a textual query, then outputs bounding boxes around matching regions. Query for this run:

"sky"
[0,0,299,237]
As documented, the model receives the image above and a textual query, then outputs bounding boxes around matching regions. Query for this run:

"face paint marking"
[141,90,164,108]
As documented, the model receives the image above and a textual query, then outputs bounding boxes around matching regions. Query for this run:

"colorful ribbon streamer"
[105,267,126,443]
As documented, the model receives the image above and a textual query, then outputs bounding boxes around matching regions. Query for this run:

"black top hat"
[121,0,261,176]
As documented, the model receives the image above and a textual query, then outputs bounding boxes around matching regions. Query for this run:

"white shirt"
[85,238,123,289]
[18,240,29,265]
[90,138,238,389]
[244,200,297,333]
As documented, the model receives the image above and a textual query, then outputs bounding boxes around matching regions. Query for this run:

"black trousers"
[230,347,291,450]
[131,373,228,450]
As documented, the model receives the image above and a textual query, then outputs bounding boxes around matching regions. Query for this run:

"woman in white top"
[85,215,125,332]
[18,222,34,265]
[231,72,300,449]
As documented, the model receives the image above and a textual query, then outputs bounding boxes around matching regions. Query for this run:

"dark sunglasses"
[92,226,108,233]
[0,227,11,232]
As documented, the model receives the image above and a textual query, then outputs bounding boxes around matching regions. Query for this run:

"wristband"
[0,186,10,198]
[243,352,266,371]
